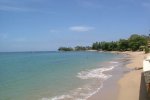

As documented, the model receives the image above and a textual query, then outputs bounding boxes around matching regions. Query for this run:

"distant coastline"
[58,34,150,54]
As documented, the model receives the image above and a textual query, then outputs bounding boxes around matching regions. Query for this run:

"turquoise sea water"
[0,51,121,100]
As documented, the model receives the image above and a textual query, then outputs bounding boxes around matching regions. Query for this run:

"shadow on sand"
[139,73,150,100]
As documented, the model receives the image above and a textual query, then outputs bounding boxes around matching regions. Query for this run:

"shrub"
[145,46,149,54]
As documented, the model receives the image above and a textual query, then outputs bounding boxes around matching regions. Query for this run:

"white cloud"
[69,26,94,32]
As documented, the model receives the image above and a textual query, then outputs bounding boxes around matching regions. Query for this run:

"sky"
[0,0,150,52]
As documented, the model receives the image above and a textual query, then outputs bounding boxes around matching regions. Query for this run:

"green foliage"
[58,46,92,51]
[145,46,149,53]
[58,34,149,52]
[128,34,147,51]
[139,46,145,51]
[58,47,74,51]
[92,41,118,51]
[118,39,129,51]
[91,34,148,51]
[108,41,118,51]
[92,42,101,50]
[75,46,91,51]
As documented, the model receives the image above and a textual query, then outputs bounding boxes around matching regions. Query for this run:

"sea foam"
[41,95,72,100]
[77,66,114,80]
[110,61,119,64]
[41,66,115,100]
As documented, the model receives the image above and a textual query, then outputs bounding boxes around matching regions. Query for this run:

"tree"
[58,34,149,52]
[75,46,86,51]
[101,42,110,50]
[118,39,129,51]
[108,41,118,51]
[92,42,101,50]
[58,47,74,51]
[129,34,147,51]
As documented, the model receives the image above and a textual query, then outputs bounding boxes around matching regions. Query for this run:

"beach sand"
[118,51,149,100]
[88,51,149,100]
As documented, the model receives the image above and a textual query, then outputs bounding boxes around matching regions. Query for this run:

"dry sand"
[88,51,149,100]
[118,51,149,100]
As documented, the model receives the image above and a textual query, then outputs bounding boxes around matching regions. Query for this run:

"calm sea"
[0,51,122,100]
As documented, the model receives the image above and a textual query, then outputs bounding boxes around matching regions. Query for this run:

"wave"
[51,95,72,100]
[41,66,115,100]
[77,66,114,80]
[110,61,119,64]
[41,95,72,100]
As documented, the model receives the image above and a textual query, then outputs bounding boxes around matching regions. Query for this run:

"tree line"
[58,34,150,53]
[58,46,92,51]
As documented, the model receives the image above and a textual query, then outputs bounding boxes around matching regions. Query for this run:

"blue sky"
[0,0,150,51]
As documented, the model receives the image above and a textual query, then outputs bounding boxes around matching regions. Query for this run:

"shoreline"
[88,52,131,100]
[117,51,149,100]
[88,51,149,100]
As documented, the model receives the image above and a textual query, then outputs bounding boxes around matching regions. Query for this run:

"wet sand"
[118,51,149,100]
[88,51,149,100]
[88,53,130,100]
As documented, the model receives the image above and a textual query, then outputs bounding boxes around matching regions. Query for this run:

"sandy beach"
[118,51,149,100]
[88,51,149,100]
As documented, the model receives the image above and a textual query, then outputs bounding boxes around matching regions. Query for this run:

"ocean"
[0,51,124,100]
